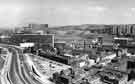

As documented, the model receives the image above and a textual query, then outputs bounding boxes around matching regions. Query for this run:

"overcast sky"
[1,0,135,27]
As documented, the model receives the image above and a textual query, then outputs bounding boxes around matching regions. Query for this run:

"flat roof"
[114,37,133,40]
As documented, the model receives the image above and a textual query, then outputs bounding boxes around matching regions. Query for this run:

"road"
[0,44,51,84]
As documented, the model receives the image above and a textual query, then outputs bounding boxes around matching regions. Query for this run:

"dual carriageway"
[0,44,53,84]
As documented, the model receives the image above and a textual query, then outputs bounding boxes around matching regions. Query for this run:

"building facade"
[112,24,135,36]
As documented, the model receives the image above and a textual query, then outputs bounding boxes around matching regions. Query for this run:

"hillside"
[47,24,113,43]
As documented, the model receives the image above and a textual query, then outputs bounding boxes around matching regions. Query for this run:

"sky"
[0,0,41,28]
[1,0,135,28]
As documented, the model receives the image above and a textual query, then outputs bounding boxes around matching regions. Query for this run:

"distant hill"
[47,24,113,42]
[50,24,110,30]
[14,24,113,43]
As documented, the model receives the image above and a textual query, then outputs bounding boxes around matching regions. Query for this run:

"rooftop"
[97,69,128,80]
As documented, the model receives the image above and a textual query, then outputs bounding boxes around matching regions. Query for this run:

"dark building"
[28,24,48,28]
[128,70,135,81]
[54,41,66,50]
[127,61,135,69]
[9,34,54,47]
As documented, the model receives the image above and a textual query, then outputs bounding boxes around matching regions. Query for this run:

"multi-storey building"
[132,24,135,35]
[10,34,54,47]
[112,24,135,36]
[112,25,118,35]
